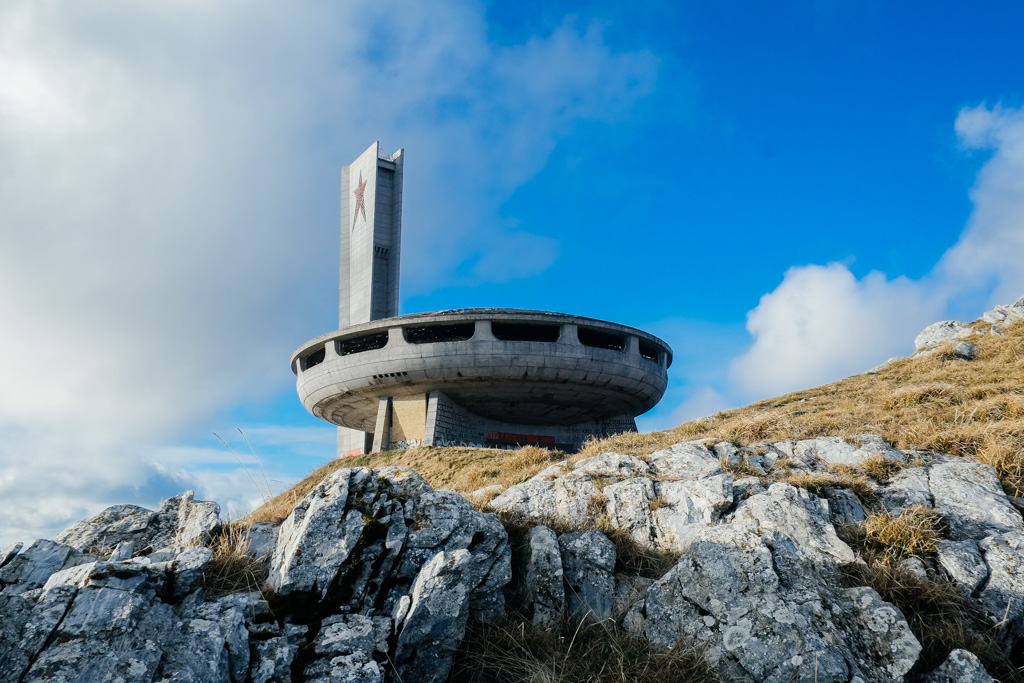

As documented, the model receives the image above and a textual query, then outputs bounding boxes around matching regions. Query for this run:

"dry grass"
[448,616,720,683]
[860,506,942,560]
[246,444,566,525]
[579,320,1024,497]
[248,320,1023,530]
[201,522,268,598]
[776,471,875,498]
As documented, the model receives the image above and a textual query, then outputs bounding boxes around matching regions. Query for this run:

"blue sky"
[2,1,1024,545]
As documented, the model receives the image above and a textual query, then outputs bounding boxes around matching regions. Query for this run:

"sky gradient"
[2,1,1024,546]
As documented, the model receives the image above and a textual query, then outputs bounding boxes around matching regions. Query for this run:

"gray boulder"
[491,442,733,552]
[522,526,564,629]
[977,532,1024,646]
[303,614,391,683]
[54,490,221,555]
[929,462,1023,540]
[393,551,474,683]
[559,530,616,621]
[922,649,995,682]
[935,539,988,597]
[915,320,973,350]
[952,341,977,360]
[643,526,920,682]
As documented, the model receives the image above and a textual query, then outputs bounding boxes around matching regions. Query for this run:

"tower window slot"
[403,322,475,344]
[639,339,661,362]
[578,327,626,351]
[302,347,326,370]
[337,331,389,356]
[491,322,560,342]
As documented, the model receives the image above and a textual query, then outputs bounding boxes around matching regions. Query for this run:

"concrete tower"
[293,143,670,458]
[337,142,405,455]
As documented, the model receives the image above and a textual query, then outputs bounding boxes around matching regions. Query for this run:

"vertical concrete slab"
[391,395,428,448]
[338,427,371,458]
[371,397,393,453]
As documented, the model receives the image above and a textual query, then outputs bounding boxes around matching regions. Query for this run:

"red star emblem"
[352,172,367,230]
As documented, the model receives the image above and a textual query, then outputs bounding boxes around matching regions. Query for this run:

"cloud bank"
[0,1,658,545]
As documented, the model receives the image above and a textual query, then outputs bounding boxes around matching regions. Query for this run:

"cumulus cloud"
[730,264,941,397]
[0,1,658,545]
[729,103,1024,401]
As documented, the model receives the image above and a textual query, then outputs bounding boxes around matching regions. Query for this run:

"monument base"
[339,390,636,456]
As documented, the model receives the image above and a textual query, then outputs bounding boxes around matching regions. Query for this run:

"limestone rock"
[645,440,723,480]
[643,526,920,682]
[522,526,564,629]
[651,474,733,551]
[935,539,988,596]
[303,614,391,683]
[922,648,995,682]
[492,441,732,552]
[0,539,85,594]
[732,483,856,571]
[952,341,977,360]
[825,488,866,527]
[0,543,22,569]
[915,320,973,350]
[792,434,904,469]
[977,532,1024,646]
[249,624,307,683]
[54,490,221,555]
[929,462,1023,540]
[879,466,934,515]
[559,530,616,621]
[488,468,604,527]
[394,551,474,683]
[574,452,650,478]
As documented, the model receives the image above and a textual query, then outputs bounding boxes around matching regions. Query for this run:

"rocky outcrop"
[0,468,510,683]
[914,320,974,350]
[911,294,1024,353]
[3,435,1022,681]
[489,435,1024,681]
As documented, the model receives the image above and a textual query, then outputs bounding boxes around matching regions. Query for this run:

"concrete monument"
[292,142,672,455]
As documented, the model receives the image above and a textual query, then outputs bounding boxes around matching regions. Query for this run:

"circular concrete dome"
[291,309,672,433]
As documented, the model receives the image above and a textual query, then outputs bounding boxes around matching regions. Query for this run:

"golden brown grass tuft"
[777,471,874,498]
[202,522,268,598]
[448,616,720,683]
[860,506,942,560]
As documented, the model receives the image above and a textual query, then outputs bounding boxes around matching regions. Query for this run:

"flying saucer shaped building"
[291,142,672,455]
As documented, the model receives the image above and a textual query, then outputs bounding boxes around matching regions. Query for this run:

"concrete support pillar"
[472,320,497,341]
[388,326,409,347]
[371,396,393,453]
[561,324,582,345]
[625,335,640,355]
[423,391,441,446]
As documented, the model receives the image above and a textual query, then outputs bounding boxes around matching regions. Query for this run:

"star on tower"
[352,172,368,231]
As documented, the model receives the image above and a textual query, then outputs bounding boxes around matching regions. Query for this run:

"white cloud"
[0,1,659,545]
[730,264,941,398]
[938,103,1024,306]
[729,102,1024,402]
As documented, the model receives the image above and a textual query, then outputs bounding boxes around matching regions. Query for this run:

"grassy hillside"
[248,317,1024,524]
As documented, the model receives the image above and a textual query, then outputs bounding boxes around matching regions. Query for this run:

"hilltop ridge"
[1,297,1022,682]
